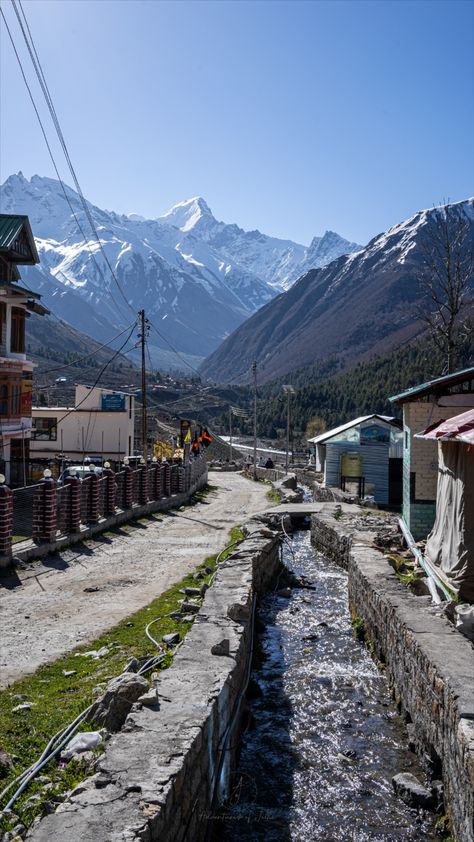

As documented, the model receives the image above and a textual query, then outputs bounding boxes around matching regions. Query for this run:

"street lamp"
[282,385,295,474]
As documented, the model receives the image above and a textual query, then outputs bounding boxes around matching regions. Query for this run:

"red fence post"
[65,475,81,533]
[123,464,133,510]
[33,472,57,543]
[138,462,148,505]
[163,460,171,497]
[88,471,100,523]
[103,464,116,516]
[0,481,13,559]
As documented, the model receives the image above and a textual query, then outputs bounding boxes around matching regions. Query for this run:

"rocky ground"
[0,473,270,688]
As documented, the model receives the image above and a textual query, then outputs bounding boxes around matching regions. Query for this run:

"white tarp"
[425,441,474,601]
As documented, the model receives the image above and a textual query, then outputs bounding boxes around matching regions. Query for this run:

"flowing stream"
[218,529,437,842]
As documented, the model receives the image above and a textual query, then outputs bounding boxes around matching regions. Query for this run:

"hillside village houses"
[0,214,48,485]
[389,366,474,541]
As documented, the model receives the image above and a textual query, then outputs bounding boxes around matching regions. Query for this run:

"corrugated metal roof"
[389,367,474,404]
[414,408,474,445]
[307,414,398,444]
[0,214,39,263]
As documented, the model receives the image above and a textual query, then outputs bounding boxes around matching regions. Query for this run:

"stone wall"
[27,522,282,842]
[311,511,474,842]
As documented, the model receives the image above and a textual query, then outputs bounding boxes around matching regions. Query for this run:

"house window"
[32,417,58,441]
[11,307,25,353]
[0,378,22,417]
[10,381,21,416]
[0,383,8,416]
[0,303,5,347]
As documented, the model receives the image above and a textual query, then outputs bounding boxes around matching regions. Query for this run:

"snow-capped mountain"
[0,173,361,368]
[203,198,474,384]
[156,196,361,290]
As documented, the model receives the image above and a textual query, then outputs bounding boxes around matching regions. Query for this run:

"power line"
[3,3,209,379]
[34,320,138,375]
[0,7,133,325]
[11,0,134,317]
[53,322,138,427]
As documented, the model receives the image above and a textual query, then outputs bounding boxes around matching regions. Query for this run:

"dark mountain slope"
[202,199,474,384]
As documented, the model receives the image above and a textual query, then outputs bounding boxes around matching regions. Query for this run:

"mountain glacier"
[0,173,361,368]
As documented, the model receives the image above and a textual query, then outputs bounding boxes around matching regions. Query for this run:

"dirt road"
[0,472,270,688]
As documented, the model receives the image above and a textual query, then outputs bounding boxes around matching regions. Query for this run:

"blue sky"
[1,0,473,245]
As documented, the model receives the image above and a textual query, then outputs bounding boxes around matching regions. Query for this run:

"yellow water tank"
[341,451,363,477]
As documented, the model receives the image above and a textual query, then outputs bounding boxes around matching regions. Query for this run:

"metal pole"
[140,309,147,461]
[252,360,257,480]
[229,406,233,462]
[286,391,290,474]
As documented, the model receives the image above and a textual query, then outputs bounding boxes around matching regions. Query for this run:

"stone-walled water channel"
[219,530,437,842]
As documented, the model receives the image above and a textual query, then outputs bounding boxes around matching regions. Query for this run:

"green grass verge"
[0,520,244,833]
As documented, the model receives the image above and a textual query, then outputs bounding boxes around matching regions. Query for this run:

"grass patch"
[266,487,282,504]
[0,520,244,833]
[351,616,365,642]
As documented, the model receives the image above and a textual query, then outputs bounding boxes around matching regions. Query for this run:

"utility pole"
[139,309,148,461]
[229,405,233,462]
[252,360,257,480]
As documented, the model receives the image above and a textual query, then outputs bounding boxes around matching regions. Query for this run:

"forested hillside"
[216,335,473,440]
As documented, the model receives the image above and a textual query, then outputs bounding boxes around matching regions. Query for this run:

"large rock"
[392,772,435,810]
[88,672,148,732]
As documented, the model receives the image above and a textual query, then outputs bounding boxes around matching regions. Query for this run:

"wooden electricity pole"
[139,309,147,460]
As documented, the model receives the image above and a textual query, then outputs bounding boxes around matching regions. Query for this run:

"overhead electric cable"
[11,0,134,317]
[0,7,134,323]
[4,2,214,378]
[54,322,138,426]
[36,320,138,375]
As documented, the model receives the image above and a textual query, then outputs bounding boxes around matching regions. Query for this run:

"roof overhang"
[389,366,474,404]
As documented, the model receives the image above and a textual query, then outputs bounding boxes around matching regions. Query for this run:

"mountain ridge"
[1,173,361,369]
[201,197,474,384]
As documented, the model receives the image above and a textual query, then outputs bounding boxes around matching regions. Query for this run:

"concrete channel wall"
[28,521,281,842]
[311,510,474,842]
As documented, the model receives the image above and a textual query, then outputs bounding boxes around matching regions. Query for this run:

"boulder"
[88,672,149,731]
[392,772,435,810]
[0,748,13,778]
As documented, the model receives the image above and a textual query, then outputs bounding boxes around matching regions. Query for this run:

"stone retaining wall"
[27,521,281,842]
[311,511,474,842]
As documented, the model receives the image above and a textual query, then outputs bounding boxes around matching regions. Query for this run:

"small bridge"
[266,502,361,516]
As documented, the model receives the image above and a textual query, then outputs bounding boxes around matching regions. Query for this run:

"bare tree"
[418,202,473,373]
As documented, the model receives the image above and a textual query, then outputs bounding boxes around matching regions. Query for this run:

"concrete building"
[389,366,474,540]
[30,384,135,477]
[308,414,403,505]
[0,215,47,485]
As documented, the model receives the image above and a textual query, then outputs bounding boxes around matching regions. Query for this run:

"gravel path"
[0,473,270,688]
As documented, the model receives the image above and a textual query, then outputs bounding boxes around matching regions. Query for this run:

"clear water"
[218,530,437,842]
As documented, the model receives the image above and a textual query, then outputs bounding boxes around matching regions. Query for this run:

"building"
[308,414,403,505]
[415,408,474,601]
[389,367,474,540]
[0,215,47,485]
[30,384,135,477]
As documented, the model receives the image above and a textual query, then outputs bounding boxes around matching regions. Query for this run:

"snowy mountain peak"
[159,196,215,233]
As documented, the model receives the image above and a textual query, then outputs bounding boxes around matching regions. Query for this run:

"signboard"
[360,424,390,444]
[101,393,125,412]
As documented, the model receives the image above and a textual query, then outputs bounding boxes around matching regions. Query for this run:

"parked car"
[58,465,104,484]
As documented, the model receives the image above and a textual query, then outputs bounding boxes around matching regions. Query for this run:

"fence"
[12,485,38,542]
[0,455,207,560]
